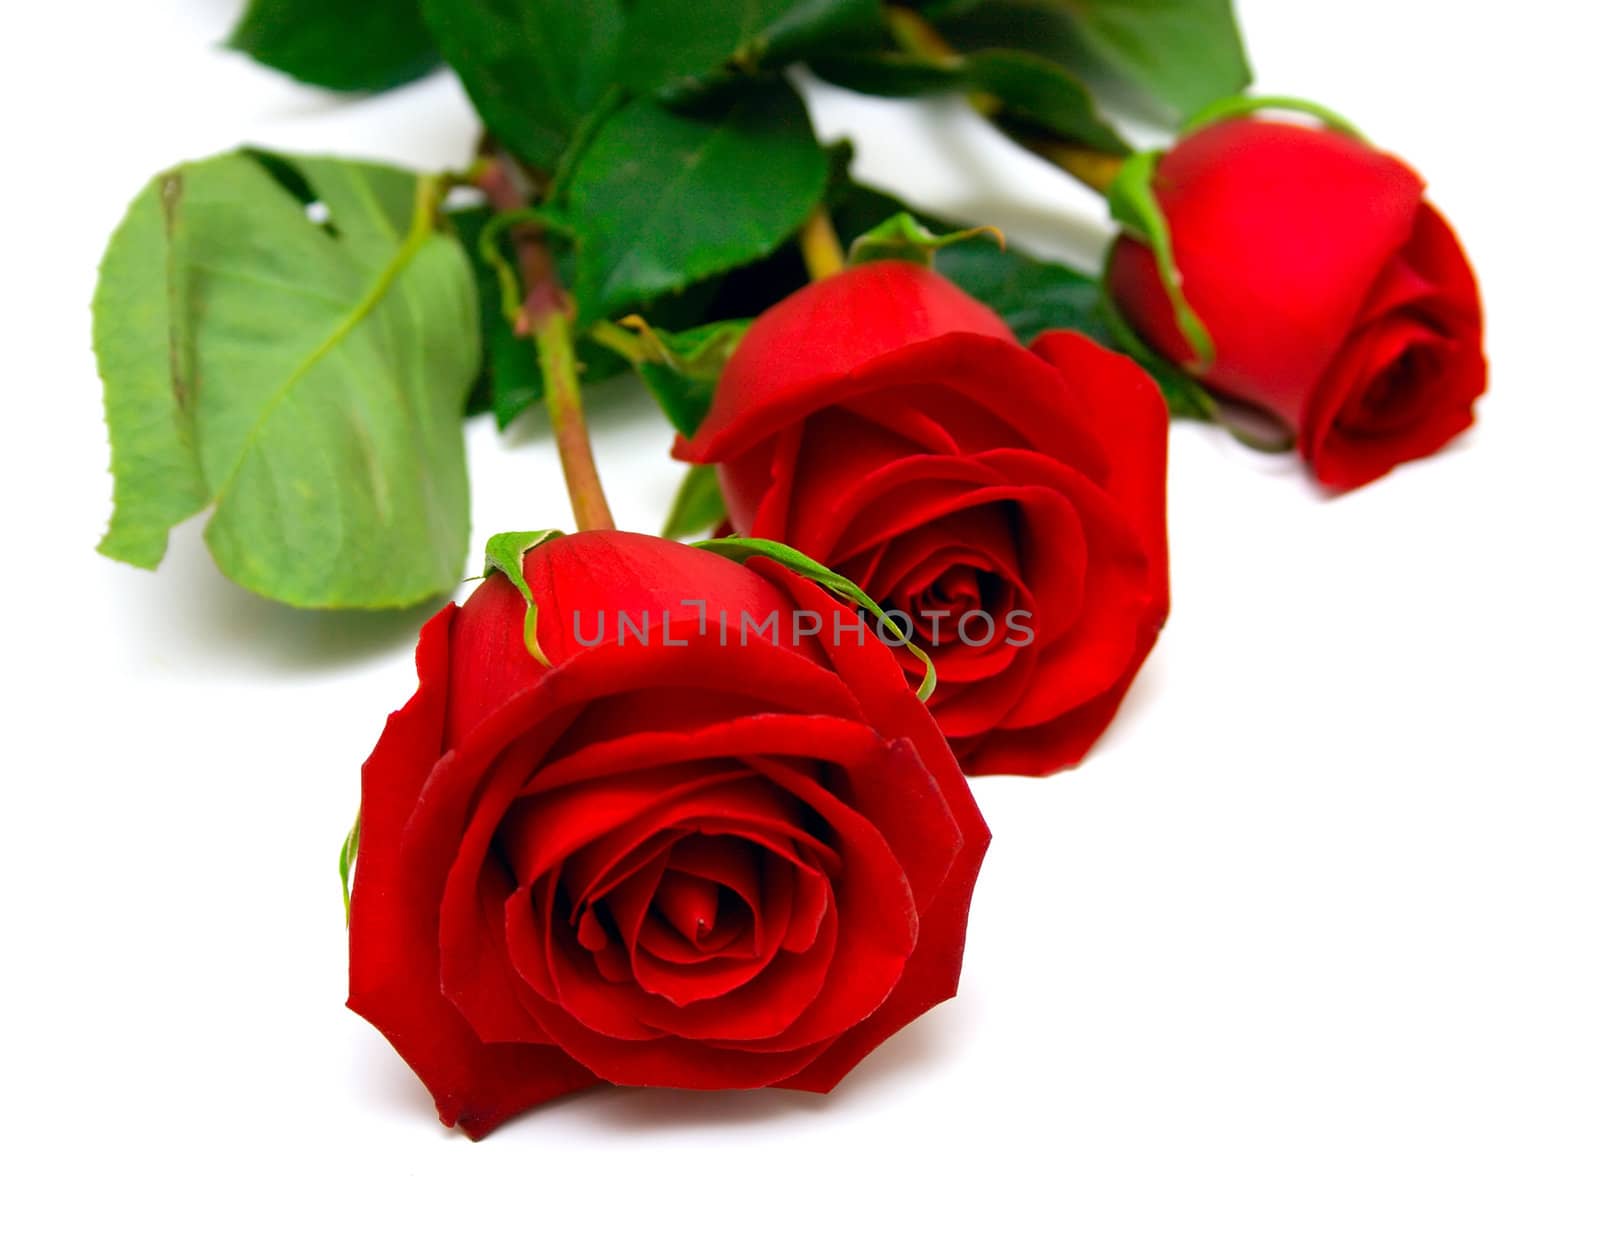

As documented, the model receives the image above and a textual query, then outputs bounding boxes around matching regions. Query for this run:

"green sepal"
[1106,150,1215,368]
[340,816,360,923]
[483,529,565,666]
[848,212,1004,267]
[694,537,937,702]
[1097,257,1294,445]
[662,464,728,540]
[603,316,751,439]
[1183,95,1366,142]
[1095,280,1216,421]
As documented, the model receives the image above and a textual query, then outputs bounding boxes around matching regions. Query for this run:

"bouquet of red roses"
[91,0,1484,1137]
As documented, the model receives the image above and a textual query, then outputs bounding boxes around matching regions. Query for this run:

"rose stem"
[476,156,616,532]
[798,205,847,280]
[883,5,1124,196]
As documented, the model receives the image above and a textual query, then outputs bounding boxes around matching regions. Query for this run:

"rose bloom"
[1109,117,1487,491]
[678,261,1170,777]
[347,530,989,1138]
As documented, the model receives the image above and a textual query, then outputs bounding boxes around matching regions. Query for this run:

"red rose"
[347,530,989,1138]
[1108,117,1487,491]
[677,261,1170,777]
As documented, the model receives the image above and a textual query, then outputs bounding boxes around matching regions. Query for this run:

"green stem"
[476,157,615,532]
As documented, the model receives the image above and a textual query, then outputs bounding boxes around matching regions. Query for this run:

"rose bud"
[676,261,1170,777]
[1108,117,1487,490]
[347,530,989,1138]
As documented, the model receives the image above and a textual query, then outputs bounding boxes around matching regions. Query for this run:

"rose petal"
[347,607,598,1136]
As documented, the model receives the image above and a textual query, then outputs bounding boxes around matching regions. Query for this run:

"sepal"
[1107,150,1216,367]
[695,537,937,702]
[339,816,360,923]
[483,529,565,666]
[662,465,728,540]
[1183,95,1365,141]
[848,212,1004,267]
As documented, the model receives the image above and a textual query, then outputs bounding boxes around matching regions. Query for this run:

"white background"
[2,2,1596,1242]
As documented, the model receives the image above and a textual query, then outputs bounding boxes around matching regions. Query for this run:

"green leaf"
[420,0,624,172]
[965,50,1129,153]
[93,173,209,570]
[694,536,937,701]
[1057,0,1250,118]
[662,465,728,540]
[849,212,1003,267]
[934,0,1249,120]
[227,0,440,92]
[934,240,1104,342]
[808,52,964,96]
[340,816,360,922]
[567,80,830,321]
[1106,150,1214,366]
[94,152,480,608]
[813,47,1127,154]
[483,529,565,664]
[619,0,878,90]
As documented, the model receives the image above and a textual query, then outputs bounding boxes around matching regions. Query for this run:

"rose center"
[904,564,1007,645]
[652,868,724,943]
[1360,343,1443,432]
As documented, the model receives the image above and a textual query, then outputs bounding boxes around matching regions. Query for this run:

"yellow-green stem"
[798,206,846,280]
[531,293,615,532]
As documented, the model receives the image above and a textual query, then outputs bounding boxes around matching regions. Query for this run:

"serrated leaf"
[695,536,936,701]
[849,212,1002,267]
[813,46,1126,154]
[808,51,963,96]
[484,529,565,664]
[421,0,624,172]
[934,240,1103,341]
[94,151,479,608]
[935,0,1249,120]
[1058,0,1250,118]
[93,174,209,570]
[662,465,728,540]
[619,0,878,90]
[963,48,1129,153]
[568,80,829,321]
[227,0,440,92]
